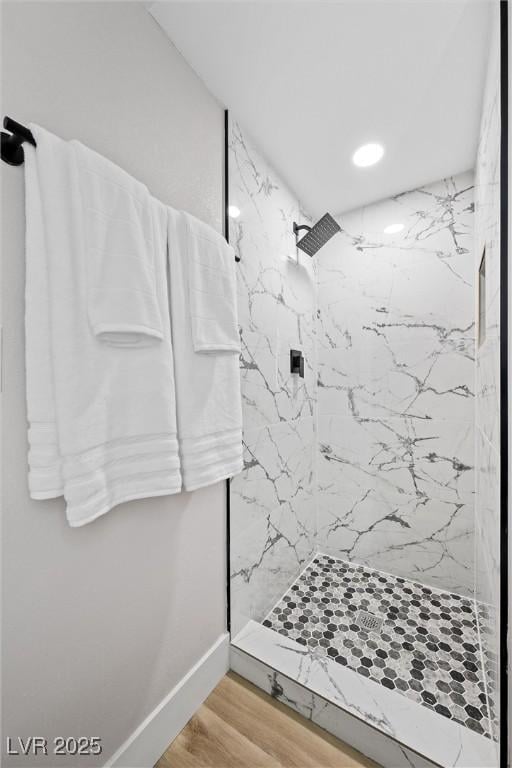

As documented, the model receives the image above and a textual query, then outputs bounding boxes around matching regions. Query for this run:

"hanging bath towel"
[24,124,182,526]
[167,206,243,491]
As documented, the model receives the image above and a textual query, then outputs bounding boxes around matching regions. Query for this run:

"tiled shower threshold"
[231,554,498,768]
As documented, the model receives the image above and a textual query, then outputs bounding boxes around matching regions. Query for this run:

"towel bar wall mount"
[1,117,37,166]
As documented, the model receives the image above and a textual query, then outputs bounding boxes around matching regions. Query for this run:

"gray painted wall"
[1,3,226,765]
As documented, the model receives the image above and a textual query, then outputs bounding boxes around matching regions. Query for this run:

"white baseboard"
[104,632,230,768]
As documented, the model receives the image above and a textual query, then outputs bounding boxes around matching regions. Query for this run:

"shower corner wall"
[315,169,476,600]
[227,115,319,639]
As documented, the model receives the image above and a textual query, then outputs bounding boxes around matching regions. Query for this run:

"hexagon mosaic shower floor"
[262,553,496,740]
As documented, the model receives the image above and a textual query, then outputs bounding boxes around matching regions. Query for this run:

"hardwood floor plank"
[157,706,279,768]
[155,672,381,768]
[207,674,377,768]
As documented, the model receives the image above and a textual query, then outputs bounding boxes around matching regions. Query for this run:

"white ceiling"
[149,1,491,217]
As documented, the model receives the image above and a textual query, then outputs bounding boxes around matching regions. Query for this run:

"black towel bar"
[1,116,36,166]
[1,115,240,263]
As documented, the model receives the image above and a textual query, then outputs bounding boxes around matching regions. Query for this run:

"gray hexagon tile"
[262,553,496,740]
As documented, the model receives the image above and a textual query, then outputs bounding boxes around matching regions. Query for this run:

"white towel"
[25,125,181,526]
[73,140,163,347]
[184,212,241,353]
[167,207,243,491]
[24,136,63,499]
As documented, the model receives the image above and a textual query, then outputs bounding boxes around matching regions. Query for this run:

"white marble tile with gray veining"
[317,172,476,596]
[230,416,316,635]
[229,117,318,633]
[229,119,316,430]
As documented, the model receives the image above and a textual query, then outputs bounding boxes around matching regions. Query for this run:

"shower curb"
[230,641,438,768]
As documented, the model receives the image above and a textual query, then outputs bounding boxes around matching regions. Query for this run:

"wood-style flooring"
[155,672,381,768]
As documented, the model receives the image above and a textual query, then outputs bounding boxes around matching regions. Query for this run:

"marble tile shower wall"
[228,119,317,636]
[317,172,476,598]
[473,4,501,746]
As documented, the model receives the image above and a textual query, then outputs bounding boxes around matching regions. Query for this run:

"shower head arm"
[294,213,341,257]
[293,222,312,236]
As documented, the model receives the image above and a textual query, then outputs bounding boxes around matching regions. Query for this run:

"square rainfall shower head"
[295,213,341,257]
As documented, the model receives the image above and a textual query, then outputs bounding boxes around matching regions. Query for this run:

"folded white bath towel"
[167,207,243,491]
[73,139,163,347]
[184,212,240,354]
[24,125,182,526]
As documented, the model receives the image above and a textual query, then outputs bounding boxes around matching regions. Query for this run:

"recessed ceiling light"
[384,223,404,234]
[228,205,241,219]
[352,143,384,168]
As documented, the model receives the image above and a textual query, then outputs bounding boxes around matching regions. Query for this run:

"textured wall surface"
[317,172,476,597]
[2,4,226,765]
[473,2,501,749]
[228,119,317,636]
